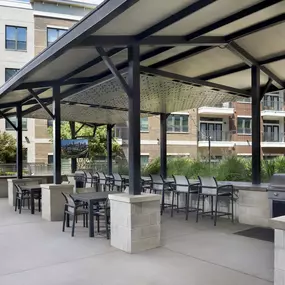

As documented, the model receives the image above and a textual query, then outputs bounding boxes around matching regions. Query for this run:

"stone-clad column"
[270,216,285,285]
[109,193,161,253]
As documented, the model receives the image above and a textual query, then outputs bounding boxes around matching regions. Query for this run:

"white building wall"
[0,0,35,162]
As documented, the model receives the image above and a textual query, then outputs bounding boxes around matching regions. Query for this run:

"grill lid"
[268,174,285,191]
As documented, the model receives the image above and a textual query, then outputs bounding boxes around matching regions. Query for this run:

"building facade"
[0,0,284,167]
[134,90,285,166]
[0,0,95,163]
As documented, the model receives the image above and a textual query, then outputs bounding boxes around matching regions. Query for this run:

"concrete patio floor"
[0,198,273,285]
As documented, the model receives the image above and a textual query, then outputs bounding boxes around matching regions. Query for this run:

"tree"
[0,132,17,163]
[48,122,124,159]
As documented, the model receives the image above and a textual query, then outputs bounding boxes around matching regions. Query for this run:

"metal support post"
[251,66,261,184]
[16,105,23,179]
[69,121,77,173]
[128,44,141,195]
[160,114,167,179]
[53,85,61,184]
[208,136,211,165]
[107,124,113,175]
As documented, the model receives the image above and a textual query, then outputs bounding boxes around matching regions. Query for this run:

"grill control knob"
[274,192,279,196]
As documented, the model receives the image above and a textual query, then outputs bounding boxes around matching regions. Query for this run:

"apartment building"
[136,90,285,165]
[0,0,35,162]
[0,0,284,166]
[0,0,95,163]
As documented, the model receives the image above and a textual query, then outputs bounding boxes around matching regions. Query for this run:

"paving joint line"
[162,246,273,283]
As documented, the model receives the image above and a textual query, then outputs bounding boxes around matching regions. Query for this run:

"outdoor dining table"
[20,184,42,214]
[71,191,120,237]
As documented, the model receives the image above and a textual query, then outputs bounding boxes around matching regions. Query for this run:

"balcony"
[262,132,285,147]
[261,100,285,117]
[198,103,234,116]
[198,131,234,147]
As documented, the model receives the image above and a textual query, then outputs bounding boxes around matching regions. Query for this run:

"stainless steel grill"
[268,174,285,218]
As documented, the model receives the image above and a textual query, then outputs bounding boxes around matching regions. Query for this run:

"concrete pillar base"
[270,216,285,285]
[41,184,74,221]
[7,178,43,206]
[109,193,161,253]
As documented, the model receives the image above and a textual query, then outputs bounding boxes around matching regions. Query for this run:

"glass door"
[200,123,207,140]
[264,125,279,142]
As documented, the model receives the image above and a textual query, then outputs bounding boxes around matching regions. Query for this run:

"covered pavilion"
[0,0,285,194]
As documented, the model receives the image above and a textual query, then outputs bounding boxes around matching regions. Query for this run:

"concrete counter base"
[41,184,74,221]
[270,216,285,285]
[109,193,161,253]
[8,178,44,206]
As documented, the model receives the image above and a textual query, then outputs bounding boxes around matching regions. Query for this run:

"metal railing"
[262,132,285,142]
[262,100,284,111]
[198,131,234,142]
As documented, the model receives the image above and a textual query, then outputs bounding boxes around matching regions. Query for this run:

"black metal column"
[251,65,261,184]
[16,105,23,179]
[107,124,113,175]
[128,44,141,195]
[69,121,77,173]
[160,114,167,178]
[52,85,61,184]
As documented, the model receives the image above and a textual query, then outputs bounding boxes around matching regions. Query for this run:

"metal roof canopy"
[1,0,285,124]
[1,0,282,188]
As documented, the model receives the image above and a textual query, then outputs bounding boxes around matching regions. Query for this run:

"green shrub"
[216,156,251,181]
[139,155,285,182]
[274,156,285,173]
[142,157,160,175]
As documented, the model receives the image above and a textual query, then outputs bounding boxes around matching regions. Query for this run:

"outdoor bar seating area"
[1,0,285,283]
[12,167,235,241]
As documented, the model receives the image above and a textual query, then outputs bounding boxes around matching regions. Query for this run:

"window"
[167,114,188,133]
[263,94,280,110]
[237,117,251,134]
[140,117,148,132]
[141,155,149,166]
[23,148,27,162]
[48,155,53,164]
[263,120,280,142]
[199,119,223,141]
[5,68,19,81]
[5,117,27,131]
[5,26,27,50]
[47,27,67,46]
[47,120,53,127]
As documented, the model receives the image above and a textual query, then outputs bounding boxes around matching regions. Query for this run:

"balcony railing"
[198,131,234,142]
[262,132,284,142]
[262,100,284,111]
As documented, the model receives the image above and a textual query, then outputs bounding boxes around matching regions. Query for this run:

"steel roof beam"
[140,66,250,97]
[29,89,54,119]
[260,78,273,101]
[96,46,131,95]
[198,50,285,81]
[0,0,140,97]
[0,110,17,130]
[52,0,215,88]
[78,35,227,47]
[227,42,284,88]
[149,3,285,69]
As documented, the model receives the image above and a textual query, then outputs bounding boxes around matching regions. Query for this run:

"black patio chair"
[149,174,173,215]
[14,184,30,214]
[85,171,94,188]
[196,176,234,226]
[171,175,199,220]
[93,198,110,239]
[74,170,86,188]
[111,173,124,192]
[62,192,88,237]
[96,172,111,191]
